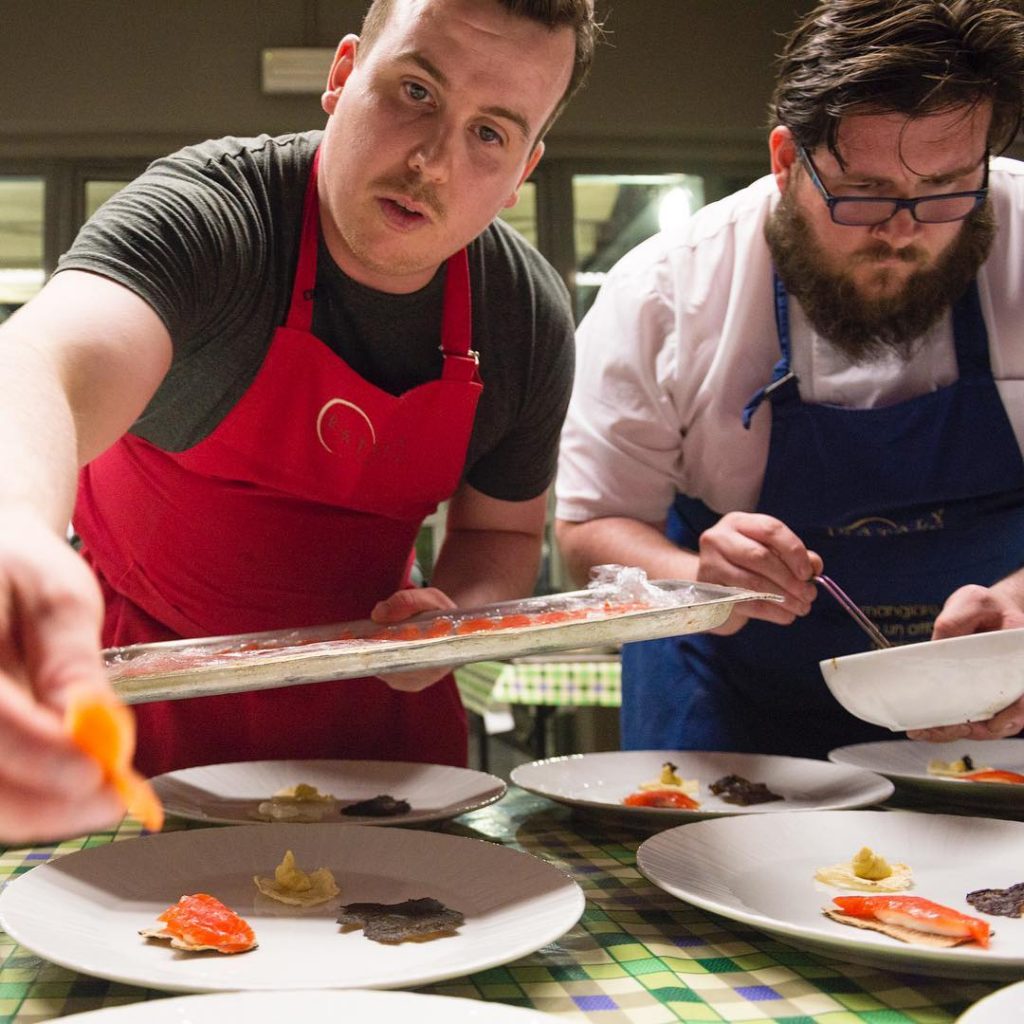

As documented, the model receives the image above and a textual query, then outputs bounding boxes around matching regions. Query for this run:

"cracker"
[823,909,971,947]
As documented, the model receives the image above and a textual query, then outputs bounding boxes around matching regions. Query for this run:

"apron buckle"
[762,370,797,397]
[439,344,479,365]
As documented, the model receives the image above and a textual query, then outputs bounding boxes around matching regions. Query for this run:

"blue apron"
[622,276,1024,758]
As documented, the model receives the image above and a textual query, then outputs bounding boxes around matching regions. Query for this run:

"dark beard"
[764,191,995,363]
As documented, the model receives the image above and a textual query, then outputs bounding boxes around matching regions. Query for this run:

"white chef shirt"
[556,158,1024,526]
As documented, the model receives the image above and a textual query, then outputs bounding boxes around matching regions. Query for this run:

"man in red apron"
[0,0,599,842]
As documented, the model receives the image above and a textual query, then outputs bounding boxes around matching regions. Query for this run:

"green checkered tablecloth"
[0,788,1000,1023]
[492,657,621,708]
[455,661,514,733]
[456,658,621,725]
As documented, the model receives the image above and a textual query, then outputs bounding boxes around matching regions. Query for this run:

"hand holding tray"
[105,573,780,704]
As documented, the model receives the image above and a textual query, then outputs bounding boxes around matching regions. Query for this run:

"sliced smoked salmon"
[143,893,257,953]
[64,689,164,832]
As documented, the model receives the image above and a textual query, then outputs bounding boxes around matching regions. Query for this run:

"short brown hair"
[358,0,599,137]
[771,0,1024,161]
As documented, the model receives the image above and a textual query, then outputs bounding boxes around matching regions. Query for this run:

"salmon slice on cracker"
[141,893,257,954]
[825,894,990,948]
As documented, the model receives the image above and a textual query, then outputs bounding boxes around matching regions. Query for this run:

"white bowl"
[819,627,1024,731]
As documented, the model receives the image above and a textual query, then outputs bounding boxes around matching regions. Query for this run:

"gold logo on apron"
[315,398,377,455]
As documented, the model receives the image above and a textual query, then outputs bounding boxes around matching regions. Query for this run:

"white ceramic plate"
[151,759,507,826]
[0,823,583,994]
[958,979,1024,1022]
[510,750,893,825]
[62,990,559,1023]
[637,809,1024,980]
[820,627,1024,732]
[829,740,1024,812]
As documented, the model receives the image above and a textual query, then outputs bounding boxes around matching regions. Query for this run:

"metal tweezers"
[814,574,892,649]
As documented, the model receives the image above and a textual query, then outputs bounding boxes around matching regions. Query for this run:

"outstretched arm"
[0,270,171,841]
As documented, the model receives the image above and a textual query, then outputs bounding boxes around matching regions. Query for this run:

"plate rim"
[56,988,560,1023]
[819,628,1024,732]
[636,808,1024,978]
[828,738,1024,794]
[510,748,894,820]
[150,758,508,826]
[0,823,585,994]
[820,625,1024,669]
[955,978,1024,1023]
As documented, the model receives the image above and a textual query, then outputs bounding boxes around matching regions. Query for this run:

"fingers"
[371,587,456,623]
[902,586,1024,743]
[710,599,794,635]
[932,584,1021,640]
[974,700,1024,738]
[0,782,125,844]
[0,523,108,711]
[0,517,117,842]
[371,589,459,689]
[0,678,93,789]
[0,675,124,842]
[698,512,819,626]
[906,723,973,743]
[907,695,1024,743]
[376,666,452,692]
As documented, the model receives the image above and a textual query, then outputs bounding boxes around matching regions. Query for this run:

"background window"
[0,177,44,323]
[498,180,537,245]
[85,179,131,219]
[573,173,704,321]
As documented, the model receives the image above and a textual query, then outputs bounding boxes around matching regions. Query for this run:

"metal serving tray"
[104,580,779,704]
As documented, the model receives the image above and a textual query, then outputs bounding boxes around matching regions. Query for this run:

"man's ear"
[769,125,798,194]
[322,34,359,116]
[502,141,545,209]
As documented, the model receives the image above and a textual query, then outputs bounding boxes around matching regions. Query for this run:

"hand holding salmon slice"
[64,688,164,832]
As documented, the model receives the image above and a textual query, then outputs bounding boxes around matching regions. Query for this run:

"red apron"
[74,149,482,776]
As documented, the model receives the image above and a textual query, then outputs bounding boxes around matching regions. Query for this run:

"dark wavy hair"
[358,0,599,138]
[771,0,1024,163]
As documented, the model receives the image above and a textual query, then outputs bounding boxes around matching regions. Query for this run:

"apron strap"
[741,271,797,429]
[284,147,322,333]
[439,247,479,382]
[951,280,991,378]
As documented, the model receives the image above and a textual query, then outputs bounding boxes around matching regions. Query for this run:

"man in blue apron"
[556,0,1024,759]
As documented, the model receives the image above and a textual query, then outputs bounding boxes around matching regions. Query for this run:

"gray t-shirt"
[59,131,574,501]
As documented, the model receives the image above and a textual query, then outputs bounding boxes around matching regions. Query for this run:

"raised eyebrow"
[841,156,985,187]
[403,51,448,87]
[921,158,985,183]
[480,105,531,142]
[399,51,531,141]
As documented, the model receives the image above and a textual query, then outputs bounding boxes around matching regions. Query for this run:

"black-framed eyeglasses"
[796,145,989,226]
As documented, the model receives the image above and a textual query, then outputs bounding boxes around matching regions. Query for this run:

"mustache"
[852,242,926,265]
[372,174,444,219]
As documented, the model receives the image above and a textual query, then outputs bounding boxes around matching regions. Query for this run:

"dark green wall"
[0,0,811,165]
